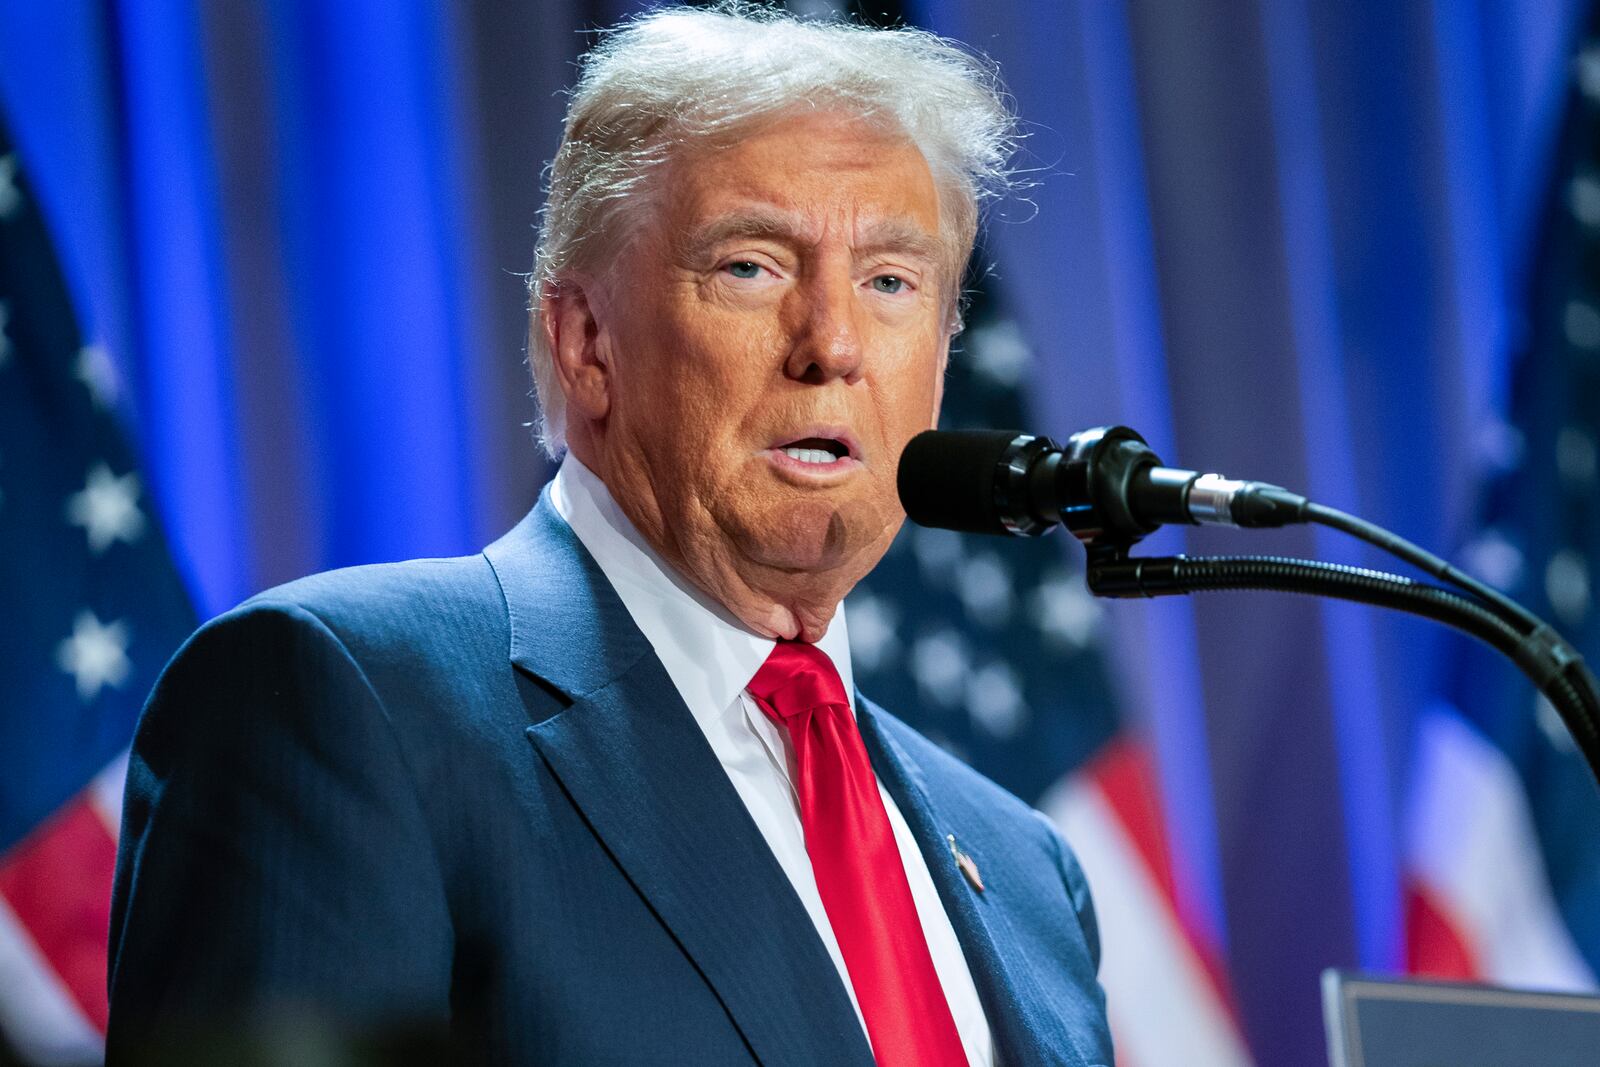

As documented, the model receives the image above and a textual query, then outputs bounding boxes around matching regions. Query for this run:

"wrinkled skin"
[544,111,955,642]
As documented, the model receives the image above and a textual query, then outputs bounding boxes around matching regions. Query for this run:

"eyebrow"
[680,208,800,257]
[678,207,945,265]
[855,220,945,264]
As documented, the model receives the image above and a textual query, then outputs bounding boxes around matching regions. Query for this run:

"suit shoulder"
[162,554,511,703]
[226,553,504,651]
[244,553,499,625]
[147,552,522,771]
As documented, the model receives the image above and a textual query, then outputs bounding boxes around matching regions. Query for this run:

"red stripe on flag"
[0,797,117,1033]
[1404,879,1479,981]
[1083,737,1177,904]
[1084,735,1243,1023]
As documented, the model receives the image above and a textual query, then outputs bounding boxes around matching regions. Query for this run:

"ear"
[542,277,611,423]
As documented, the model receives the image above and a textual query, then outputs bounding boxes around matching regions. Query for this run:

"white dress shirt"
[550,455,994,1066]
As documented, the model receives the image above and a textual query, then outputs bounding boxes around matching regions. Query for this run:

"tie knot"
[747,640,849,721]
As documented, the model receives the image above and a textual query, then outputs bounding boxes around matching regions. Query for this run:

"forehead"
[655,111,944,247]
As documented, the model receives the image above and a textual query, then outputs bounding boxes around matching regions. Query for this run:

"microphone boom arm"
[1087,549,1600,788]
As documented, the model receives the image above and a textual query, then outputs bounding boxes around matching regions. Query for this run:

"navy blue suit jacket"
[107,496,1113,1065]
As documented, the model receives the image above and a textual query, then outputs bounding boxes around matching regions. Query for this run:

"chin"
[738,500,850,572]
[735,495,896,579]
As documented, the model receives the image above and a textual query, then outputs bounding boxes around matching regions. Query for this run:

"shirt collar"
[549,454,856,724]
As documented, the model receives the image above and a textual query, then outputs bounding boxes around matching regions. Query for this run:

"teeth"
[783,447,837,465]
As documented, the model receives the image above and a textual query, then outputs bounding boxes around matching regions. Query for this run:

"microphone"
[898,427,1600,790]
[897,426,1309,547]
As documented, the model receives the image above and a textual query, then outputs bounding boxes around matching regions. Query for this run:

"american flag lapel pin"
[947,834,984,892]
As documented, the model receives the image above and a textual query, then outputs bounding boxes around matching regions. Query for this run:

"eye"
[724,261,763,280]
[871,274,907,294]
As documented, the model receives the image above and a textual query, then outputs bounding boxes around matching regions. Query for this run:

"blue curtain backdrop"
[0,2,1591,1064]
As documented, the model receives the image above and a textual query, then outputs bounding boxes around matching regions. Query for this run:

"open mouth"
[776,437,852,465]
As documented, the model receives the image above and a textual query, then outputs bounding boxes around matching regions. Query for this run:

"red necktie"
[748,641,968,1067]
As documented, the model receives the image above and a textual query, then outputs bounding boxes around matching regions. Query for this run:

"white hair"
[528,3,1019,456]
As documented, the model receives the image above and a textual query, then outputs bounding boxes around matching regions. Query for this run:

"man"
[107,7,1113,1065]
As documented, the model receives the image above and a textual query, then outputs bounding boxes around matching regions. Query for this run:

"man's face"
[584,110,953,618]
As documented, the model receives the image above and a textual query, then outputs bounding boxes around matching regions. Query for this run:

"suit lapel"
[486,498,874,1067]
[859,698,1091,1067]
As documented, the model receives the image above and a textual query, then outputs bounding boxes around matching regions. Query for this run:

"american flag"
[1402,15,1600,992]
[0,129,193,1063]
[848,280,1253,1065]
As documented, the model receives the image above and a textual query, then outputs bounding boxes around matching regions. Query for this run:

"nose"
[783,266,865,385]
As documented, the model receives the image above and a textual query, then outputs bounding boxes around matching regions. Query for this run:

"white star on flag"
[911,628,971,709]
[1031,567,1105,649]
[1460,527,1525,592]
[67,463,146,553]
[1580,44,1600,102]
[1545,549,1591,626]
[57,610,132,702]
[75,343,120,409]
[955,551,1013,628]
[846,590,901,673]
[0,154,19,220]
[965,318,1033,387]
[911,526,964,588]
[967,661,1029,739]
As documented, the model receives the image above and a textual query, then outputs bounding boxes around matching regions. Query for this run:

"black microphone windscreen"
[897,429,1023,536]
